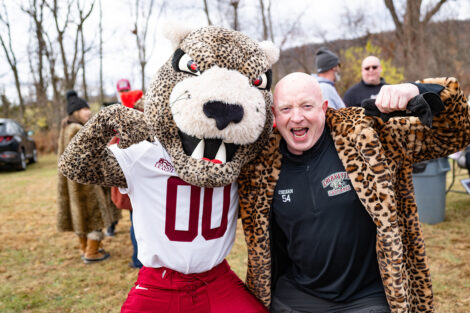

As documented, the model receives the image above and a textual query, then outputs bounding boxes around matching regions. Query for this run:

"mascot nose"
[203,101,244,130]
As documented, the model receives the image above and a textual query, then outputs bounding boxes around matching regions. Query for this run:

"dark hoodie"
[343,78,387,108]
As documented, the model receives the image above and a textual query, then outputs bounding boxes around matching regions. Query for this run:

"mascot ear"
[161,20,195,50]
[259,41,280,67]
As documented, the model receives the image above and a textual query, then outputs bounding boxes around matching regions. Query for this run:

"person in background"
[311,47,345,110]
[108,78,144,268]
[116,78,144,111]
[238,72,469,312]
[343,56,387,107]
[57,90,120,264]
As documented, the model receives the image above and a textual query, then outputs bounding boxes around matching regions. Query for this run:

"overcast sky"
[1,0,470,102]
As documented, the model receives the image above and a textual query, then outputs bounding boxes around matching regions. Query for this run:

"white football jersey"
[109,140,238,274]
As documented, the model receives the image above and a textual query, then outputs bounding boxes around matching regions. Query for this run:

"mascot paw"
[95,104,150,148]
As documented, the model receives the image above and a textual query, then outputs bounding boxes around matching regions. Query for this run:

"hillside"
[277,19,470,95]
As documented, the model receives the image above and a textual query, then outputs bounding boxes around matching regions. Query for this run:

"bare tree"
[98,0,104,104]
[0,0,26,121]
[258,0,308,83]
[43,31,64,129]
[25,26,64,131]
[259,0,269,40]
[193,0,307,84]
[131,0,166,92]
[384,0,450,80]
[22,0,49,112]
[202,0,212,25]
[340,5,371,40]
[23,0,65,130]
[229,0,240,31]
[266,0,274,43]
[77,0,95,101]
[201,0,244,31]
[22,0,94,130]
[289,45,314,73]
[47,0,79,91]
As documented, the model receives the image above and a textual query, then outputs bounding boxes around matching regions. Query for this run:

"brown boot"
[83,239,110,264]
[78,236,87,259]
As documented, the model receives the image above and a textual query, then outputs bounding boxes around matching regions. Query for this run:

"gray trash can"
[412,158,450,224]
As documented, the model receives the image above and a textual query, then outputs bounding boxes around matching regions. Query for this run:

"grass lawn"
[1,154,469,312]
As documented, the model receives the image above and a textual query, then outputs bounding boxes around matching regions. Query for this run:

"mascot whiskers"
[58,24,278,312]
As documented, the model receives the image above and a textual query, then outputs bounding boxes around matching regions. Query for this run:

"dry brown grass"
[0,154,247,313]
[0,154,469,312]
[422,166,470,312]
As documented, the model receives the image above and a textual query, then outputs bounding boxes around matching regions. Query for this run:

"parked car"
[0,118,37,170]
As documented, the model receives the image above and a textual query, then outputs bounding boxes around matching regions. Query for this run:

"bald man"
[238,72,468,312]
[343,55,387,108]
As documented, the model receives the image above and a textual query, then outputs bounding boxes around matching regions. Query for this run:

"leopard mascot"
[58,24,278,312]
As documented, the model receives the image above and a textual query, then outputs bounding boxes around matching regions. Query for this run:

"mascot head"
[144,24,279,188]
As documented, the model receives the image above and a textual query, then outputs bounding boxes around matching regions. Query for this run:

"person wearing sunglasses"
[343,56,387,108]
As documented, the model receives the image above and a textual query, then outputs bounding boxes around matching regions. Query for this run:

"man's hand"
[375,83,419,113]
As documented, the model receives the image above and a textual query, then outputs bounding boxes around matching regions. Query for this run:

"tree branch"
[259,0,269,40]
[384,0,403,38]
[278,7,306,49]
[202,0,212,25]
[422,0,448,24]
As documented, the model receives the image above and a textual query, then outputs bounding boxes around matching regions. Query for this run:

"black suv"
[0,118,37,170]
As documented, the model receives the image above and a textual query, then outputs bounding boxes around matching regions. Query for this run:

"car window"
[0,120,27,134]
[0,120,23,135]
[7,122,17,134]
[14,122,26,135]
[9,122,19,134]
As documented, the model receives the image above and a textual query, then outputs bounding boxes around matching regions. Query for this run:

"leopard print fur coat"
[238,77,469,313]
[57,120,121,235]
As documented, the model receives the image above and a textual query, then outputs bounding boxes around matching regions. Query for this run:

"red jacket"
[120,90,143,109]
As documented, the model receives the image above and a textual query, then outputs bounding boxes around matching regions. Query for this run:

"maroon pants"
[120,260,268,313]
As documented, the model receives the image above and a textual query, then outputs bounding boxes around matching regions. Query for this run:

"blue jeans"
[130,211,143,268]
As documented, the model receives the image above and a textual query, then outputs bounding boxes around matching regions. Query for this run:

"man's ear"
[271,105,277,117]
[271,106,277,128]
[322,100,329,112]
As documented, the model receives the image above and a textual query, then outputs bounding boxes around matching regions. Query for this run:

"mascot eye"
[252,69,272,90]
[172,48,201,76]
[180,55,201,75]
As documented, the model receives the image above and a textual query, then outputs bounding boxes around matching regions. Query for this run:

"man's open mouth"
[291,127,308,138]
[179,131,239,163]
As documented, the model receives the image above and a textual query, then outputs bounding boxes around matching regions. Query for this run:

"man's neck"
[362,78,381,86]
[318,70,335,83]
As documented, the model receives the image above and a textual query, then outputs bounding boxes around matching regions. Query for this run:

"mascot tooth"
[214,142,226,163]
[58,24,279,312]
